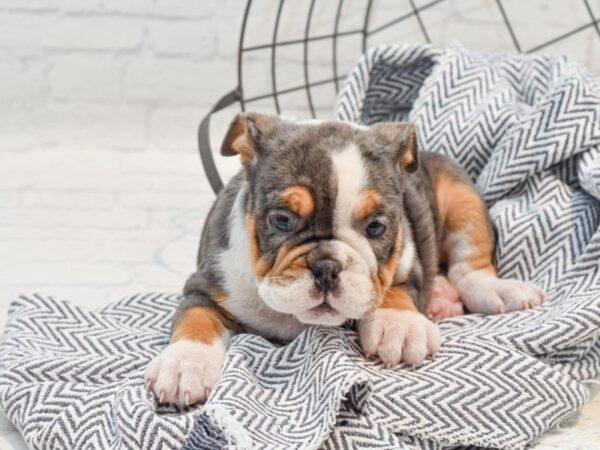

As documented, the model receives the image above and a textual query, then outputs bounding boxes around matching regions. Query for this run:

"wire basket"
[198,0,600,194]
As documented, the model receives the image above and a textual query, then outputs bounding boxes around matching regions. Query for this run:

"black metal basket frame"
[198,0,600,195]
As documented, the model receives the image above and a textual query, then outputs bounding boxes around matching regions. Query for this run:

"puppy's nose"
[309,259,342,293]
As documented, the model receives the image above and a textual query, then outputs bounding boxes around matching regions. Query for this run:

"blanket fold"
[2,44,599,449]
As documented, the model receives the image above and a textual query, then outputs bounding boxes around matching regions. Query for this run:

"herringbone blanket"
[1,44,600,449]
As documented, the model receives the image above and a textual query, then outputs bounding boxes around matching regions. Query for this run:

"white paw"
[457,270,545,314]
[427,275,464,321]
[491,278,545,312]
[359,309,441,368]
[145,339,226,407]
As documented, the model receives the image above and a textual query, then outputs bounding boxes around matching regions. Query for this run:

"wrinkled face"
[222,115,418,326]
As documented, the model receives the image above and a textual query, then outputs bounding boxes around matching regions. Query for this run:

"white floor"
[0,147,598,449]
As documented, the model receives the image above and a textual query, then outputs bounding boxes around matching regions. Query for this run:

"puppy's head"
[222,113,418,326]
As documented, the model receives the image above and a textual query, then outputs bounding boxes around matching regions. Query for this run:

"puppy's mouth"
[308,296,337,315]
[298,294,344,326]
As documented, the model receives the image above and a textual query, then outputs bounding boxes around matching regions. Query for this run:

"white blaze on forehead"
[330,143,378,273]
[332,143,368,228]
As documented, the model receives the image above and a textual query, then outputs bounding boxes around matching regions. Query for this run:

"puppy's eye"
[270,213,294,232]
[366,220,386,238]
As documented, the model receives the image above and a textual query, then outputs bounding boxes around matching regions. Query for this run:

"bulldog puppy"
[146,114,544,407]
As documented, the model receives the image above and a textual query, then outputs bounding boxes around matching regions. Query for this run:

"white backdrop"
[0,1,599,449]
[1,0,599,154]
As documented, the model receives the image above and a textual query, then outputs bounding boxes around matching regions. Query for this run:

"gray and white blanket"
[1,44,599,449]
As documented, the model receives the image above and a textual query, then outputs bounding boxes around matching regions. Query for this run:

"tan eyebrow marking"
[246,213,270,278]
[354,188,382,220]
[280,185,315,218]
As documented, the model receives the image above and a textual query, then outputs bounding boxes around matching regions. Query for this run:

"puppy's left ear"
[221,112,281,166]
[371,122,419,173]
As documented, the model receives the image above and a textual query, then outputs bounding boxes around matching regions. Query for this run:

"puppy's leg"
[427,274,464,321]
[145,294,234,407]
[359,285,440,367]
[433,173,544,314]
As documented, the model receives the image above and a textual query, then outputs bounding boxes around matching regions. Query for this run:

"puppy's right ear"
[221,113,280,166]
[371,122,419,173]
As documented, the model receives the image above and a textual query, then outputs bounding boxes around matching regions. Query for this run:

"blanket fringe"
[202,405,253,449]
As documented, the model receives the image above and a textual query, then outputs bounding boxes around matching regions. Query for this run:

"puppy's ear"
[371,122,419,173]
[221,113,281,166]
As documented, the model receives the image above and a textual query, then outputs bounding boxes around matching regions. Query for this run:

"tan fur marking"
[377,230,403,290]
[245,213,313,281]
[223,120,254,166]
[269,243,314,278]
[399,149,415,169]
[210,289,227,304]
[171,306,224,344]
[273,257,310,286]
[381,285,418,311]
[433,172,495,273]
[222,114,280,165]
[401,126,418,171]
[371,122,418,171]
[355,189,382,220]
[281,185,314,218]
[369,230,404,310]
[245,214,271,278]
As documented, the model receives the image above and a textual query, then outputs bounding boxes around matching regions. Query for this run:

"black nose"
[309,259,342,293]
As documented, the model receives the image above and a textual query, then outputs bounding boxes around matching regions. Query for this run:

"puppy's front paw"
[359,309,441,368]
[458,272,545,314]
[427,275,464,321]
[492,278,545,312]
[145,339,226,407]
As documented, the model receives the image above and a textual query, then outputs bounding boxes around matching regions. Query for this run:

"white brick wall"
[0,2,599,448]
[0,0,237,154]
[0,0,598,154]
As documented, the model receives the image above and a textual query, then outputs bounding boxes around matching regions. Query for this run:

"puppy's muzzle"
[309,258,342,293]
